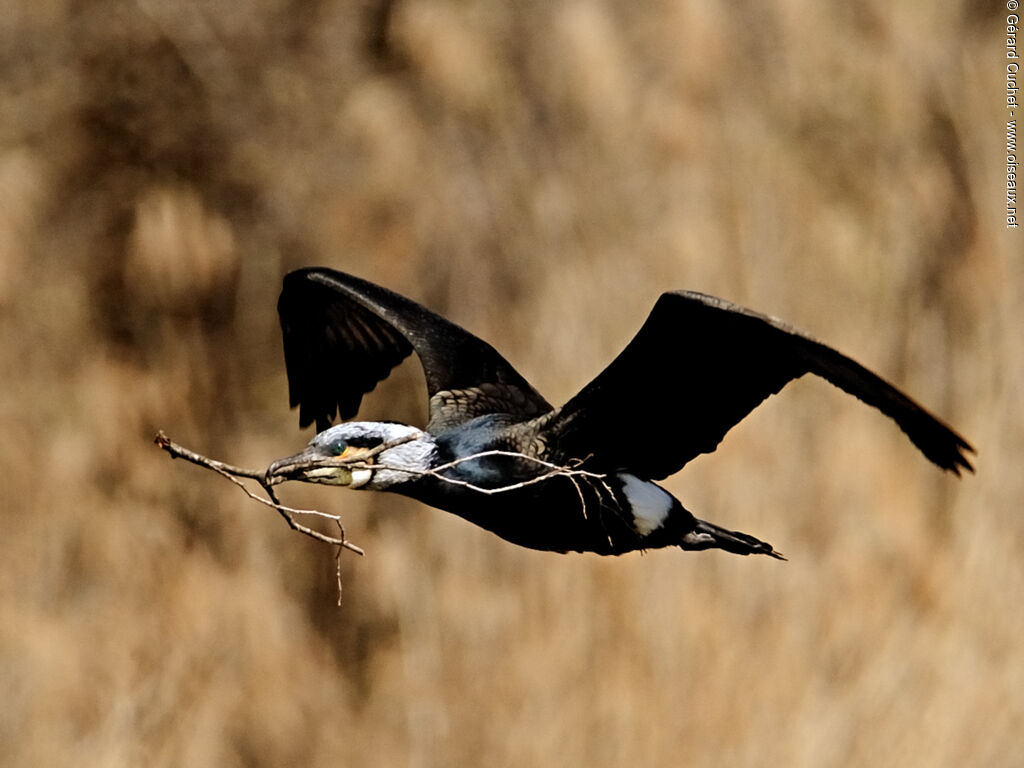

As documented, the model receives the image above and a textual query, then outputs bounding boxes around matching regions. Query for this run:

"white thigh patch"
[618,473,674,535]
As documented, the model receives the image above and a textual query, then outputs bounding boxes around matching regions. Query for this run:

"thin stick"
[155,431,266,480]
[351,450,605,496]
[154,431,364,555]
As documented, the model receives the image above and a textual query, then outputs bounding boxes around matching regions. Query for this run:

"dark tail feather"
[681,519,787,560]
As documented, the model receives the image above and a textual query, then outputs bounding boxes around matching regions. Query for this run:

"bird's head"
[265,422,437,491]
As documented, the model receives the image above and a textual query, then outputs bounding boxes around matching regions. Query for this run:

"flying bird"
[267,267,974,558]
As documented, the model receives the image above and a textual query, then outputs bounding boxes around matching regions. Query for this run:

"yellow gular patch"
[337,446,372,463]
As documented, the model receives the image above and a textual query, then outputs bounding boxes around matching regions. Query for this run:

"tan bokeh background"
[1,1,1020,766]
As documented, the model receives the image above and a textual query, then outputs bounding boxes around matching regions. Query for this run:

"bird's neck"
[365,433,440,490]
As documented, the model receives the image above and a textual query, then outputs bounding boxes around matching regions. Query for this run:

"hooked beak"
[264,445,376,488]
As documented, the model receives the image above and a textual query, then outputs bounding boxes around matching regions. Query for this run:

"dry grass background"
[0,1,1020,766]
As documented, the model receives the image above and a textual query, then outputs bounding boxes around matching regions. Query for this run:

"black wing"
[546,291,974,479]
[278,268,551,433]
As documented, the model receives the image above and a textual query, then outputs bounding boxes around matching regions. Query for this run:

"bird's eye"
[330,439,348,456]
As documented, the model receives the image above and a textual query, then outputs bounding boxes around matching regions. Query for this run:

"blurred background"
[1,1,1020,766]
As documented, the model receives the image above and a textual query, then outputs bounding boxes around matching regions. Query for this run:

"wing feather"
[546,291,974,478]
[278,268,551,432]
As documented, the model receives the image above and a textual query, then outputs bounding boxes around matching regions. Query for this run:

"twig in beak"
[154,431,364,604]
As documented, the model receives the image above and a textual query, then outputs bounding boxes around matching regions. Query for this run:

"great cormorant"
[266,267,974,558]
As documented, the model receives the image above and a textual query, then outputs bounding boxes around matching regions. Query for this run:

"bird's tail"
[681,519,786,560]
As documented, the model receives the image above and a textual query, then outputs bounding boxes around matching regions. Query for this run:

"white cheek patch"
[618,473,674,535]
[349,468,374,489]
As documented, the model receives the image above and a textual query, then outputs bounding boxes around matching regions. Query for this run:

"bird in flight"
[266,267,974,559]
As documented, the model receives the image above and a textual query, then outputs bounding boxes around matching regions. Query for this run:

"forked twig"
[354,449,606,499]
[155,430,364,554]
[155,431,366,606]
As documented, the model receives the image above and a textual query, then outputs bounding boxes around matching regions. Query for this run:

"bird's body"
[365,417,683,555]
[267,267,974,558]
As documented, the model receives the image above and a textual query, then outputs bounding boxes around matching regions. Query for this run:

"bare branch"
[154,431,364,557]
[347,449,606,498]
[154,431,266,480]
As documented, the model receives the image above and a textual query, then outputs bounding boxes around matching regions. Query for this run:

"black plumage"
[549,291,974,478]
[278,268,550,432]
[269,267,974,558]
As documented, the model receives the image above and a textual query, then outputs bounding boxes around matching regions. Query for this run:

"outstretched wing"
[278,268,551,433]
[546,291,974,479]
